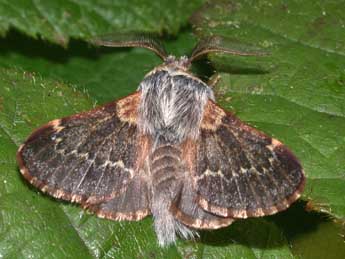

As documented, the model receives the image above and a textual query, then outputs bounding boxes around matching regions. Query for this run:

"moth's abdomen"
[151,145,182,188]
[149,144,195,246]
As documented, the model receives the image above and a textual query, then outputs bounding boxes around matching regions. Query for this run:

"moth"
[17,34,305,247]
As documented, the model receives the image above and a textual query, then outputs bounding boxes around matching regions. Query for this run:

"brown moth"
[17,35,305,246]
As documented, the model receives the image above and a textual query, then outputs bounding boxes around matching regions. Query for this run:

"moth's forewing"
[16,92,152,214]
[195,101,305,218]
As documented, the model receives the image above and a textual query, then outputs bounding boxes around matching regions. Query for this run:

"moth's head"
[163,55,190,71]
[91,33,267,72]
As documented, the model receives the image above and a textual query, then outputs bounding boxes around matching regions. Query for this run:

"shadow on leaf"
[199,201,324,249]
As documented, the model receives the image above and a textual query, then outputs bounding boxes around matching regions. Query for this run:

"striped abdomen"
[150,144,183,189]
[150,144,193,246]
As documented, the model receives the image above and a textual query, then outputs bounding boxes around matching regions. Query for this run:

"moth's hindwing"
[86,175,151,221]
[196,101,305,218]
[17,92,150,213]
[170,173,234,229]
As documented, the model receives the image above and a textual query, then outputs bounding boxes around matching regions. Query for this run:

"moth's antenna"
[90,33,168,61]
[189,36,269,64]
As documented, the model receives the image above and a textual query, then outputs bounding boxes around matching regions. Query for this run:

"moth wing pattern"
[17,92,150,210]
[86,175,151,221]
[170,175,234,230]
[195,100,305,218]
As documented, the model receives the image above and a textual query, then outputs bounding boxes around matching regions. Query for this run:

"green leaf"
[190,0,345,220]
[0,0,204,44]
[0,68,93,258]
[0,30,200,104]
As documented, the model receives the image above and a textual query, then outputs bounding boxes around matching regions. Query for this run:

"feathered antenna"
[90,32,168,61]
[189,35,269,64]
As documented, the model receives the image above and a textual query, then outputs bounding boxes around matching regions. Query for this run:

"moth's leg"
[207,73,221,88]
[208,73,229,100]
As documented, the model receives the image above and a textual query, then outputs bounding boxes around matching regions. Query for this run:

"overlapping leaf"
[0,0,204,44]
